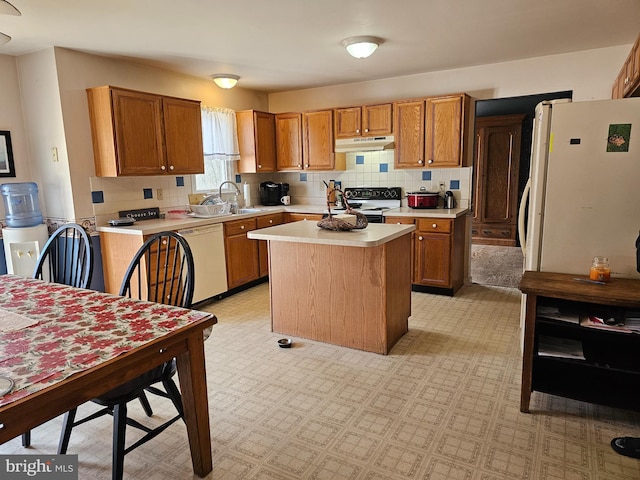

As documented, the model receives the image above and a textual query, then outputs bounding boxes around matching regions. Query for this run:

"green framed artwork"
[607,124,631,153]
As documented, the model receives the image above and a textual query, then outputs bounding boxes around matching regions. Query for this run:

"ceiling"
[1,0,639,93]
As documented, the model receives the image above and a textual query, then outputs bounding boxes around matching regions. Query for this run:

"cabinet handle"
[418,159,424,165]
[428,159,433,164]
[418,236,423,241]
[241,225,245,230]
[169,165,174,171]
[269,220,273,224]
[432,224,437,228]
[364,128,368,133]
[356,129,360,133]
[161,165,166,170]
[258,164,262,168]
[298,164,302,168]
[162,240,167,245]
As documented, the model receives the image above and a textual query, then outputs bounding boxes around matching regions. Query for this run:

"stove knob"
[383,190,392,198]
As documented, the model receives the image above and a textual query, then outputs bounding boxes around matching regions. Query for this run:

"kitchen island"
[248,221,415,354]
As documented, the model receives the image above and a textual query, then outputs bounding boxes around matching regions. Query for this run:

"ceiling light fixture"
[342,36,383,59]
[211,74,240,89]
[0,0,20,46]
[0,0,20,16]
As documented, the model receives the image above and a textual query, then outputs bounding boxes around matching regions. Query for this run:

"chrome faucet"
[219,181,242,213]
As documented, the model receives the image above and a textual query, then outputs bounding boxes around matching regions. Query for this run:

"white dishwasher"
[178,224,228,303]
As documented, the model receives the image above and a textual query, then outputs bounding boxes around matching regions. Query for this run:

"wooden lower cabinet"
[224,218,259,289]
[385,216,465,294]
[99,231,145,294]
[257,213,285,277]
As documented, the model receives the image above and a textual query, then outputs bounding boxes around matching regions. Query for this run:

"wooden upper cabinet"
[394,100,426,168]
[236,110,276,173]
[275,112,303,170]
[162,97,205,175]
[363,104,393,136]
[425,95,464,168]
[87,86,204,177]
[334,103,392,138]
[612,32,640,98]
[303,109,334,170]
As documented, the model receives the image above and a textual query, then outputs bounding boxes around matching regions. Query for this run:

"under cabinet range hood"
[334,135,395,153]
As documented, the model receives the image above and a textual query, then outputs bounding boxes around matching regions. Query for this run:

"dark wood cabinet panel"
[473,114,524,246]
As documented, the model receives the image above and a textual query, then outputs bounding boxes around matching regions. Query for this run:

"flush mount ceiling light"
[341,36,383,59]
[0,0,20,46]
[211,74,240,89]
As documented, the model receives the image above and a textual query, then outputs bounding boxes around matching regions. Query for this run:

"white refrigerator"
[518,97,640,344]
[519,97,640,279]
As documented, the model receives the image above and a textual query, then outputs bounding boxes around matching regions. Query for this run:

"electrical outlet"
[51,147,59,162]
[157,188,164,200]
[439,182,446,192]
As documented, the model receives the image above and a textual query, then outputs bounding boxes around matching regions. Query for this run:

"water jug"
[1,182,44,228]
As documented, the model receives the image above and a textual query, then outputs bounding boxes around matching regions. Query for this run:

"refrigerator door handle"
[518,178,531,256]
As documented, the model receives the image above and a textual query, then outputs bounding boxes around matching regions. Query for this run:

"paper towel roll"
[243,182,251,207]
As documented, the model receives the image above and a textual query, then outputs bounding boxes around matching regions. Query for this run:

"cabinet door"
[334,107,362,138]
[112,89,166,175]
[224,219,259,289]
[362,103,392,136]
[415,232,451,287]
[237,110,276,173]
[275,113,303,170]
[162,97,205,174]
[257,213,285,277]
[623,40,640,97]
[394,100,425,168]
[303,109,334,170]
[425,95,463,168]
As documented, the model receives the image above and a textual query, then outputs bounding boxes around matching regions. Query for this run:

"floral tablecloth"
[0,275,212,407]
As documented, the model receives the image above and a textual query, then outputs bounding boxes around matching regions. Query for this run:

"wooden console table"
[520,271,640,413]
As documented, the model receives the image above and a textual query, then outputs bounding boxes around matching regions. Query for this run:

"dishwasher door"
[178,224,228,303]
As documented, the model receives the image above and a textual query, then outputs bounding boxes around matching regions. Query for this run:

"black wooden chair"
[57,231,195,480]
[21,223,93,447]
[33,223,94,289]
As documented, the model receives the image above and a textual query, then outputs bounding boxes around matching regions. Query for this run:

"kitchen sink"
[235,208,266,214]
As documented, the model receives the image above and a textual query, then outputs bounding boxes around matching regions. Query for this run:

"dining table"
[0,274,216,478]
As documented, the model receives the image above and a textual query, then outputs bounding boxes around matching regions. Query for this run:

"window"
[193,106,240,192]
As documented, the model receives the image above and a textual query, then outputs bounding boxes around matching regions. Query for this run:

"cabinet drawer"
[472,225,514,239]
[225,218,257,236]
[416,218,452,233]
[286,213,323,222]
[385,216,415,225]
[257,213,284,228]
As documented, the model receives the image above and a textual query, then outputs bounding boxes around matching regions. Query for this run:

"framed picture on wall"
[0,131,15,177]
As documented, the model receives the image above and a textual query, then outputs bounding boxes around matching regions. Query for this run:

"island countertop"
[247,221,415,247]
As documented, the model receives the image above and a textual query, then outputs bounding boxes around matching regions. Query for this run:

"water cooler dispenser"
[1,182,48,277]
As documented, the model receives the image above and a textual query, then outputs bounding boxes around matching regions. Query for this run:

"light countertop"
[96,204,469,235]
[247,221,415,248]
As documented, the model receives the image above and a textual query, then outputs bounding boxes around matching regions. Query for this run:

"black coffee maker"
[259,182,280,206]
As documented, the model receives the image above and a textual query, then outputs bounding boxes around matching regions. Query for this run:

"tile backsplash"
[90,151,472,224]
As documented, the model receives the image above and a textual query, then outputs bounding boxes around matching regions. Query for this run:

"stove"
[335,187,402,222]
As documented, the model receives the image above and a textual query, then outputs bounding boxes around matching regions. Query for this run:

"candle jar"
[589,256,611,282]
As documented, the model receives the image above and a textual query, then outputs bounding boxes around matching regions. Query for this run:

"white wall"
[15,47,270,223]
[269,45,629,112]
[16,49,74,221]
[0,55,34,212]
